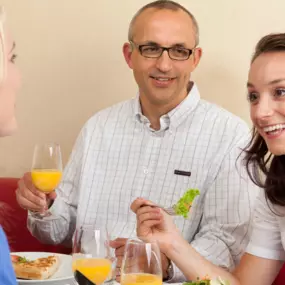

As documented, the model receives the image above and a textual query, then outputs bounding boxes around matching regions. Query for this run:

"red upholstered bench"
[273,265,285,285]
[0,177,70,254]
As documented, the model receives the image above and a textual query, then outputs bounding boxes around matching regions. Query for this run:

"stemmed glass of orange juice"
[120,239,162,285]
[31,142,62,218]
[72,226,114,285]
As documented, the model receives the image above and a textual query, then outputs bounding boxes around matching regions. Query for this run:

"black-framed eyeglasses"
[130,41,195,61]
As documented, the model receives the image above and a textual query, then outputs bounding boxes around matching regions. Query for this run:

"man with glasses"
[16,0,258,282]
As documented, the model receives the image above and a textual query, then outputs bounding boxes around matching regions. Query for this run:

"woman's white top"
[247,190,285,260]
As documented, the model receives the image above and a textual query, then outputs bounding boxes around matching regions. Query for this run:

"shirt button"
[143,168,148,174]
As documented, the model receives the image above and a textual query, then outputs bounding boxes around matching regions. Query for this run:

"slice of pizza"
[11,254,60,280]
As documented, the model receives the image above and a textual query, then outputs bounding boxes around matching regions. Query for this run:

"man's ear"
[192,47,202,69]
[123,42,134,69]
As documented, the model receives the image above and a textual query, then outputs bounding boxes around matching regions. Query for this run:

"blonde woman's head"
[0,6,21,137]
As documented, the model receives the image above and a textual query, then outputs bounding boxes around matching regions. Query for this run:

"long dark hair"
[245,128,285,206]
[245,33,285,207]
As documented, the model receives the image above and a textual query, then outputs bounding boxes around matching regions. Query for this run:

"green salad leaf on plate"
[183,281,210,285]
[18,256,29,263]
[183,276,230,285]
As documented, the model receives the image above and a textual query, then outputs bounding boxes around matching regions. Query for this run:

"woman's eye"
[247,92,259,103]
[275,88,285,97]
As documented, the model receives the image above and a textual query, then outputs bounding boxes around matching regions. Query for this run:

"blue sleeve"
[0,227,17,285]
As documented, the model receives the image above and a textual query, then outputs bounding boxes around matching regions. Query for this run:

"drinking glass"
[31,142,62,218]
[120,239,162,285]
[72,226,114,285]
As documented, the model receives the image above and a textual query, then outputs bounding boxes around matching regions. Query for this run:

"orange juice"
[72,258,112,285]
[121,273,162,285]
[31,169,62,192]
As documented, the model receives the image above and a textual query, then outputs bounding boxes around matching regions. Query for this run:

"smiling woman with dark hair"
[131,33,285,285]
[0,6,21,285]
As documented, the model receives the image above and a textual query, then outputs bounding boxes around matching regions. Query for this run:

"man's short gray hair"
[128,0,199,46]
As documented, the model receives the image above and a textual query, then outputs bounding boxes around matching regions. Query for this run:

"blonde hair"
[0,6,6,85]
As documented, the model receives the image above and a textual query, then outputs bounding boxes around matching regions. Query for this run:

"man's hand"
[109,237,171,281]
[109,238,127,282]
[16,172,57,212]
[161,252,171,280]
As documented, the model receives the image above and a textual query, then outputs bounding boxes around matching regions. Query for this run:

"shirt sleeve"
[166,124,259,283]
[0,227,17,285]
[27,124,87,246]
[246,191,285,260]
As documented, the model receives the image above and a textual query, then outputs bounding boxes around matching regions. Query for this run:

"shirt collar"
[133,82,200,132]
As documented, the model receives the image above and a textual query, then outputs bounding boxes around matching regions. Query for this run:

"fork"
[155,204,177,216]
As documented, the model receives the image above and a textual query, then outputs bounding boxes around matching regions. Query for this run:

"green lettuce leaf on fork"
[174,189,200,218]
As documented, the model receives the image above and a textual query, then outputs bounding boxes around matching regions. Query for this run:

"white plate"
[11,252,74,285]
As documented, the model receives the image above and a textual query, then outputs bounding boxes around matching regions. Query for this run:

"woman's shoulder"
[0,226,17,285]
[0,225,7,240]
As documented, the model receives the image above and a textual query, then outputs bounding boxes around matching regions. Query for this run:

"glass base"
[30,210,59,221]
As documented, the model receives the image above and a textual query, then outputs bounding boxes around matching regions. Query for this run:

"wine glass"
[31,142,62,219]
[72,226,114,285]
[121,239,162,285]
